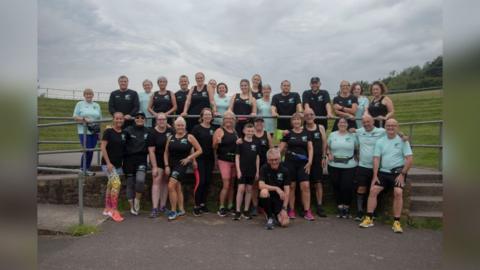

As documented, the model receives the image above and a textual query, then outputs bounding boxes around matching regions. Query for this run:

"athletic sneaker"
[355,211,364,221]
[392,221,403,233]
[102,208,112,216]
[217,207,227,217]
[242,211,252,220]
[149,208,159,218]
[200,204,209,213]
[342,208,351,219]
[233,211,241,221]
[316,206,327,218]
[336,207,343,218]
[304,209,315,221]
[359,216,374,228]
[250,207,258,216]
[130,207,139,216]
[177,210,186,217]
[110,210,124,222]
[193,207,202,217]
[287,209,297,219]
[168,210,177,221]
[265,218,274,230]
[134,198,141,214]
[158,206,167,213]
[81,170,96,176]
[228,206,235,216]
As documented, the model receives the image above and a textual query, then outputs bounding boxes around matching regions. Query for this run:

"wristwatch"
[282,206,288,211]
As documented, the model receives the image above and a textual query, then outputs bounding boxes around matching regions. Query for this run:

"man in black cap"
[108,75,140,127]
[302,77,333,129]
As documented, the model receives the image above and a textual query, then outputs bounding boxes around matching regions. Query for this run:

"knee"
[300,182,310,192]
[357,186,367,194]
[259,189,269,198]
[168,180,177,191]
[245,185,253,193]
[222,181,230,190]
[369,187,380,197]
[394,188,403,198]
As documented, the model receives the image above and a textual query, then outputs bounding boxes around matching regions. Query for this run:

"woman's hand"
[180,157,191,166]
[321,159,327,168]
[152,167,159,177]
[106,163,114,174]
[304,162,312,174]
[164,166,171,177]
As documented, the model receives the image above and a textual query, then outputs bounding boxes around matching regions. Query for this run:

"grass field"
[38,90,442,168]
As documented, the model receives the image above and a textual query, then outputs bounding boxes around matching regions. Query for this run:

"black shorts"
[155,154,165,169]
[169,160,189,182]
[123,154,147,175]
[355,166,373,187]
[376,171,407,190]
[259,192,284,216]
[309,156,324,183]
[285,159,309,183]
[238,175,255,185]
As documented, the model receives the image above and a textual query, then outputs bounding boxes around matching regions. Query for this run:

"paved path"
[38,213,442,270]
[38,204,108,233]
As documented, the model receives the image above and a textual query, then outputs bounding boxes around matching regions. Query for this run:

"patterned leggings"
[104,168,122,210]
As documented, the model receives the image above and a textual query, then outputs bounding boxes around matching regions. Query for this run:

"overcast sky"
[38,0,442,96]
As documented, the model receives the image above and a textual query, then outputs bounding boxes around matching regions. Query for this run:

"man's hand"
[276,188,285,201]
[152,167,159,177]
[395,174,405,188]
[124,114,132,120]
[371,175,380,186]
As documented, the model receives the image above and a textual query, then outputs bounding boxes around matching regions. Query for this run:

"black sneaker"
[342,208,351,219]
[316,205,327,218]
[200,204,209,213]
[355,211,364,221]
[265,218,274,230]
[193,207,202,217]
[242,211,252,220]
[250,206,258,216]
[336,207,343,218]
[228,206,235,216]
[233,211,241,220]
[149,208,159,218]
[217,207,227,217]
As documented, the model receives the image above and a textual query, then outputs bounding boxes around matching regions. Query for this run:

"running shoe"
[168,210,177,221]
[134,198,141,214]
[316,206,327,218]
[355,211,364,221]
[392,221,403,233]
[102,208,112,216]
[80,170,96,176]
[193,207,202,217]
[265,218,274,230]
[233,211,241,221]
[342,208,351,219]
[359,216,374,228]
[287,209,297,219]
[110,210,124,222]
[304,209,315,221]
[250,206,258,216]
[242,211,252,220]
[149,208,159,218]
[228,206,235,216]
[177,210,186,217]
[158,206,167,213]
[200,204,210,213]
[130,207,139,216]
[217,207,227,217]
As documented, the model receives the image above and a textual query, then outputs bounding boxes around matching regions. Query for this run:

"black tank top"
[253,131,269,165]
[217,128,238,162]
[252,90,263,100]
[152,90,173,113]
[281,129,311,161]
[368,96,388,118]
[168,134,192,162]
[233,93,252,117]
[307,125,323,158]
[189,85,210,114]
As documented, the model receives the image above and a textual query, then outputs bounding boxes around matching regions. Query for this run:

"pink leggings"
[217,160,236,181]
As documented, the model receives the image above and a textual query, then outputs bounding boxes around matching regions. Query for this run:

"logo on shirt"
[164,95,170,100]
[347,100,351,105]
[314,132,320,139]
[181,138,188,144]
[210,130,214,135]
[172,171,180,178]
[125,94,131,100]
[251,144,257,151]
[317,96,323,102]
[301,136,307,142]
[166,132,172,137]
[288,98,295,104]
[115,95,120,99]
[261,139,266,145]
[277,173,283,181]
[144,134,148,140]
[202,91,207,97]
[394,142,400,148]
[121,134,126,141]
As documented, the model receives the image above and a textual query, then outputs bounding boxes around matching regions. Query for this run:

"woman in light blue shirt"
[351,82,369,128]
[73,88,102,174]
[255,83,275,134]
[213,82,230,129]
[138,79,154,127]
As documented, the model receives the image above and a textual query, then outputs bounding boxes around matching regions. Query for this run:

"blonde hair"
[222,111,236,127]
[174,116,187,127]
[83,88,94,95]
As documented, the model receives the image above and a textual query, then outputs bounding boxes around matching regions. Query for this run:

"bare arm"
[267,132,273,149]
[282,185,290,208]
[187,134,203,161]
[326,103,334,118]
[148,146,158,169]
[100,140,111,165]
[271,105,278,117]
[278,141,287,156]
[147,94,156,116]
[296,103,303,113]
[384,96,395,119]
[227,95,235,112]
[235,154,241,178]
[342,103,358,115]
[212,128,223,150]
[208,84,216,112]
[182,89,192,115]
[402,155,413,174]
[251,98,257,115]
[164,138,170,167]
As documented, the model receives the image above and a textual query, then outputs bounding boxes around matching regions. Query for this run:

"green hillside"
[38,90,443,168]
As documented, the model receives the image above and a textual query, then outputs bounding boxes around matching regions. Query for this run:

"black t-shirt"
[147,127,174,165]
[189,85,210,114]
[101,128,126,167]
[191,124,215,160]
[217,128,238,162]
[302,89,331,117]
[151,90,173,113]
[168,134,193,163]
[271,92,301,130]
[232,94,253,117]
[236,139,259,177]
[253,131,269,166]
[333,95,358,110]
[175,89,189,114]
[306,125,323,158]
[124,125,151,156]
[259,163,291,188]
[281,129,311,161]
[108,89,140,116]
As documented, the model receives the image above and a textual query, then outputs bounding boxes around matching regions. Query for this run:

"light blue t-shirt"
[256,97,276,133]
[374,135,413,173]
[214,94,230,126]
[355,127,386,169]
[355,96,369,128]
[327,131,358,168]
[73,100,102,134]
[138,91,153,127]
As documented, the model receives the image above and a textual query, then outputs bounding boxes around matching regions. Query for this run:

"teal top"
[256,97,275,133]
[73,100,102,134]
[374,135,413,173]
[138,91,153,127]
[327,131,358,168]
[355,127,386,169]
[214,94,230,126]
[355,96,369,128]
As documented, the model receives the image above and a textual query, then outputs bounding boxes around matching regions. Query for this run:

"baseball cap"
[310,77,321,83]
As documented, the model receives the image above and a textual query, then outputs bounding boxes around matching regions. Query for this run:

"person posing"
[251,73,263,99]
[213,111,238,216]
[191,108,216,216]
[147,113,174,218]
[351,82,369,129]
[123,112,151,216]
[213,82,230,129]
[175,75,190,116]
[278,113,314,221]
[359,119,413,233]
[233,123,260,220]
[73,88,102,175]
[182,72,216,132]
[271,80,302,142]
[228,79,257,136]
[108,75,139,127]
[332,80,358,132]
[255,83,276,135]
[302,77,333,129]
[148,76,177,126]
[366,81,394,128]
[327,117,359,218]
[303,108,328,217]
[100,112,125,222]
[164,117,202,221]
[258,148,291,230]
[138,79,154,127]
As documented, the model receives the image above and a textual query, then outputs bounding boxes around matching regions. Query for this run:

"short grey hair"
[142,79,153,86]
[262,83,272,90]
[266,148,281,159]
[157,76,168,84]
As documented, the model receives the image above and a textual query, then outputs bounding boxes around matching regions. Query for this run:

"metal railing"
[38,87,111,101]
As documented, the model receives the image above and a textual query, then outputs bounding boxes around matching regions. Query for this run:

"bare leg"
[151,174,161,209]
[168,179,178,212]
[289,182,296,210]
[236,184,245,212]
[159,172,168,208]
[366,186,383,213]
[219,177,230,208]
[315,183,323,205]
[393,187,403,217]
[244,184,253,211]
[300,181,311,211]
[251,181,259,207]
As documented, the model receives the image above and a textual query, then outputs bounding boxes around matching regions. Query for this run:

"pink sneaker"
[304,209,315,221]
[288,209,296,219]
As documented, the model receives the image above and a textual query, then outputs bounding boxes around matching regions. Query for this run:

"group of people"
[72,73,412,232]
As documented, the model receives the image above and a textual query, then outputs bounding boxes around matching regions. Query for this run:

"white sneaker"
[134,198,141,213]
[130,207,138,216]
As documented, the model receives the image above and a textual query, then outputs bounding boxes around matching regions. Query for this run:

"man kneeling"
[258,148,291,230]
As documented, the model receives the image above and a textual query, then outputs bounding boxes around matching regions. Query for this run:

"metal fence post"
[79,122,87,225]
[409,124,413,143]
[439,121,443,172]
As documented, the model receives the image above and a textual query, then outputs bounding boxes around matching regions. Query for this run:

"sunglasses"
[135,116,145,119]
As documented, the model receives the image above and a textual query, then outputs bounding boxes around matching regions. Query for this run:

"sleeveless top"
[306,124,323,159]
[168,134,192,162]
[368,96,388,118]
[151,90,173,113]
[189,85,210,114]
[217,128,238,162]
[253,130,269,166]
[233,93,253,118]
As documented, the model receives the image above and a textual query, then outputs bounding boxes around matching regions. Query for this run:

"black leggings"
[194,158,214,206]
[329,166,356,206]
[259,193,283,218]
